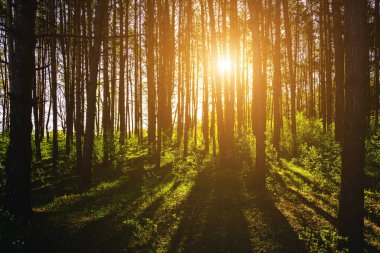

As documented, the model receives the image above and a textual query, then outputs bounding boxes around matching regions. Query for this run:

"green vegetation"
[1,0,376,251]
[0,115,378,253]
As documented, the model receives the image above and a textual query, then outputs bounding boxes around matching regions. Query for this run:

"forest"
[0,0,379,252]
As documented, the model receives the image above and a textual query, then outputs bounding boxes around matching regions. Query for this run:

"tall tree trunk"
[248,0,267,189]
[183,0,192,157]
[133,0,139,138]
[134,0,140,139]
[232,0,243,133]
[146,0,156,151]
[338,0,368,251]
[375,0,380,128]
[325,4,333,129]
[49,0,59,169]
[163,0,172,143]
[75,0,82,173]
[200,0,209,153]
[5,0,13,134]
[333,0,344,142]
[103,8,110,164]
[110,0,117,155]
[167,0,175,141]
[307,0,315,118]
[282,0,296,151]
[208,0,225,157]
[273,0,281,152]
[176,0,184,148]
[319,0,327,132]
[33,43,41,161]
[60,0,73,156]
[119,0,126,144]
[81,0,108,189]
[5,0,37,218]
[220,0,231,151]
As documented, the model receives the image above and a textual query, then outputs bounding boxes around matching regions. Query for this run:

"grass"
[0,124,379,253]
[268,160,380,252]
[19,145,378,253]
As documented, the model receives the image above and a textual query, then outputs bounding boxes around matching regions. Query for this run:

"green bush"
[235,129,256,165]
[299,144,323,172]
[266,140,279,168]
[281,113,342,180]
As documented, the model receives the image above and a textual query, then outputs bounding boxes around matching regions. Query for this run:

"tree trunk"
[200,0,209,153]
[319,0,327,132]
[33,45,41,161]
[208,0,225,157]
[75,0,83,173]
[103,7,110,164]
[375,0,380,128]
[81,0,108,189]
[5,0,37,218]
[325,0,333,129]
[307,0,315,118]
[110,0,117,155]
[146,0,156,151]
[183,0,192,157]
[333,0,344,142]
[338,0,368,251]
[119,0,126,145]
[273,0,281,152]
[248,0,267,189]
[282,0,296,152]
[49,0,59,169]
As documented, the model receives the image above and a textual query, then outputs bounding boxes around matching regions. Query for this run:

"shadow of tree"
[246,189,306,253]
[167,160,305,253]
[25,162,176,253]
[272,171,336,225]
[26,156,309,253]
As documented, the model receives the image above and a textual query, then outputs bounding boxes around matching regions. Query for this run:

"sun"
[218,57,231,73]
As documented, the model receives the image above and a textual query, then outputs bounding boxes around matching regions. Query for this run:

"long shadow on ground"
[25,161,175,253]
[167,159,305,253]
[25,157,305,253]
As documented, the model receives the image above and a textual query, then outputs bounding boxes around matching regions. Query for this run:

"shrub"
[280,113,342,180]
[235,129,256,165]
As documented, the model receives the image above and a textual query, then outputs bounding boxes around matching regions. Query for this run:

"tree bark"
[307,0,315,118]
[338,0,368,251]
[81,0,108,189]
[75,0,83,173]
[146,0,156,151]
[183,0,192,157]
[319,0,327,132]
[200,0,209,153]
[248,0,267,189]
[5,0,37,218]
[103,5,110,164]
[282,0,296,151]
[208,0,225,157]
[333,0,344,142]
[273,0,281,152]
[49,0,59,169]
[375,0,380,128]
[119,0,126,145]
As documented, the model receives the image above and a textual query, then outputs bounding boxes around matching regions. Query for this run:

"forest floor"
[21,146,380,253]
